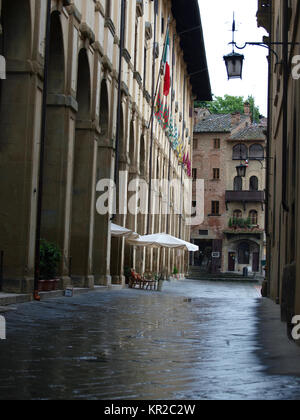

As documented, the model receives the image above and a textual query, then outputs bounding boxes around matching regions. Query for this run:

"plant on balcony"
[230,218,252,229]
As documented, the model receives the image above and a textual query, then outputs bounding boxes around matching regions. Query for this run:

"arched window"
[249,144,264,160]
[233,144,248,160]
[105,0,111,18]
[238,242,250,264]
[249,176,259,191]
[233,210,242,220]
[249,210,258,225]
[234,176,243,191]
[140,135,146,175]
[156,156,160,179]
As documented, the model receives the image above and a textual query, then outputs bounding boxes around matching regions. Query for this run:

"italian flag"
[163,31,171,97]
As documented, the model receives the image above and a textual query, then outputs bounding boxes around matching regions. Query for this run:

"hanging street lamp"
[223,14,244,80]
[236,163,247,178]
[224,52,245,80]
[224,12,300,78]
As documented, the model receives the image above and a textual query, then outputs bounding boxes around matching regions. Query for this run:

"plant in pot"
[39,239,62,292]
[173,267,179,280]
[124,267,132,285]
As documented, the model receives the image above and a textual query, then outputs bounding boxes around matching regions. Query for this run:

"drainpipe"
[34,0,51,300]
[276,0,289,304]
[282,0,289,212]
[111,0,126,221]
[265,0,272,297]
[179,76,186,239]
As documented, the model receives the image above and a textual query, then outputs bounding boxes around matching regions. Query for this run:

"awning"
[111,223,139,239]
[0,55,6,80]
[128,233,198,252]
[176,238,199,252]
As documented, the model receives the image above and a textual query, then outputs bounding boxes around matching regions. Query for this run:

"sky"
[198,0,269,116]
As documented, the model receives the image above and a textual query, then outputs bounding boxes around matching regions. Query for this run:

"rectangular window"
[214,138,220,149]
[192,201,197,217]
[133,22,138,71]
[143,46,147,88]
[192,168,197,181]
[213,168,220,179]
[211,201,220,216]
[193,139,198,150]
[199,230,209,236]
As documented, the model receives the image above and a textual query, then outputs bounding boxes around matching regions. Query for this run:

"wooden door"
[228,253,236,272]
[212,240,222,273]
[252,252,260,272]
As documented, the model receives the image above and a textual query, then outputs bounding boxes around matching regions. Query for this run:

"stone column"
[70,120,96,288]
[42,95,77,289]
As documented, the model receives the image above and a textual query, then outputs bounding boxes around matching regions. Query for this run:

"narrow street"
[1,280,300,400]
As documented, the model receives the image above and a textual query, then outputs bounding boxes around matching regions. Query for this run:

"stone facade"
[257,0,300,336]
[191,107,266,274]
[0,0,211,292]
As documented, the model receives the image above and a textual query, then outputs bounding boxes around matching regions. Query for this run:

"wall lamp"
[224,14,300,80]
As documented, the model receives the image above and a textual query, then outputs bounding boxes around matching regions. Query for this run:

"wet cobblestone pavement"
[1,280,300,400]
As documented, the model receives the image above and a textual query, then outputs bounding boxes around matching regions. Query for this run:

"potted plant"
[124,267,132,285]
[173,267,179,280]
[38,239,62,292]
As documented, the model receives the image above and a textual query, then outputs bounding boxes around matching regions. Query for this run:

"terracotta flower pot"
[38,279,59,292]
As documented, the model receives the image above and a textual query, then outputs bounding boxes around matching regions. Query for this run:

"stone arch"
[129,120,135,165]
[120,105,125,155]
[41,11,67,255]
[93,78,112,286]
[124,120,136,272]
[140,134,146,176]
[99,79,109,141]
[48,11,65,94]
[110,102,127,284]
[1,0,32,61]
[70,48,93,287]
[77,48,91,119]
[0,0,34,289]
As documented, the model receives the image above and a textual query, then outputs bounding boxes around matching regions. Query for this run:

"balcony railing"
[225,190,265,202]
[225,190,265,210]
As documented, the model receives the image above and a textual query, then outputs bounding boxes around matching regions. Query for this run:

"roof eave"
[171,0,212,102]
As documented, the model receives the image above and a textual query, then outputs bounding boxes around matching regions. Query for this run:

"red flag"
[163,32,171,97]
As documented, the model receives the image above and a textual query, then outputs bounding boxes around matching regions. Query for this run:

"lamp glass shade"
[224,52,245,80]
[236,164,247,178]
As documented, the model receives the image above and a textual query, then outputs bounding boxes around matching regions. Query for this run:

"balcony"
[225,190,265,210]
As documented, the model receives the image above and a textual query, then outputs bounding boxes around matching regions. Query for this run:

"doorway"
[252,252,260,272]
[228,252,236,272]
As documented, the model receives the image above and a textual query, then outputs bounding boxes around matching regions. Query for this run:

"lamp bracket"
[230,41,300,66]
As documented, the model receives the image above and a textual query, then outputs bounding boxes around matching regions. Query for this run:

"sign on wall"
[212,252,220,259]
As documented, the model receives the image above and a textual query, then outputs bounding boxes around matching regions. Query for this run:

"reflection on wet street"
[1,280,300,400]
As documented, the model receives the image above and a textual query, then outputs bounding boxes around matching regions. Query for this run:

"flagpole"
[166,32,176,235]
[147,18,171,131]
[147,12,170,234]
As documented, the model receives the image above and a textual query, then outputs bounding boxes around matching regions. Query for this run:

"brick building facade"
[191,106,266,274]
